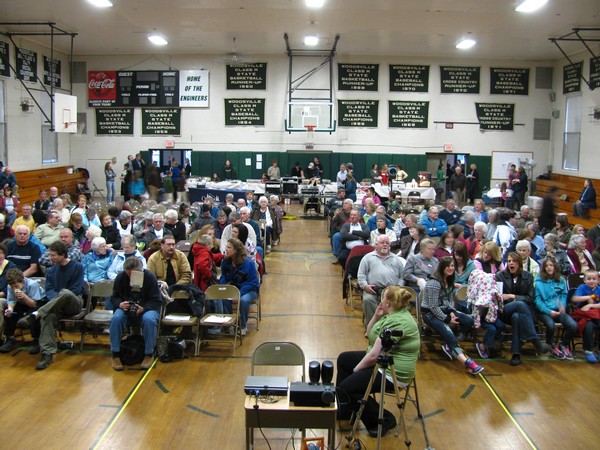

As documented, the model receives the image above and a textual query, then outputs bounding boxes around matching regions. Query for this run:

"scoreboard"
[88,70,179,107]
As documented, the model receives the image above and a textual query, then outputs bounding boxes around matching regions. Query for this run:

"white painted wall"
[3,36,600,192]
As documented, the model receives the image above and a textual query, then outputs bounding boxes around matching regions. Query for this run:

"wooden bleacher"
[535,173,600,230]
[13,166,88,210]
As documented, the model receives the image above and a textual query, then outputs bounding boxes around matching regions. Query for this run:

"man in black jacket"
[109,257,162,371]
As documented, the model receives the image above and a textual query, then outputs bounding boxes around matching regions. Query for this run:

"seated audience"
[336,286,419,436]
[421,206,448,237]
[516,239,539,279]
[473,242,505,275]
[534,257,576,360]
[571,269,600,363]
[537,233,571,276]
[7,225,42,277]
[495,252,549,366]
[220,238,260,336]
[402,238,438,292]
[398,224,426,259]
[421,257,483,375]
[0,268,44,354]
[68,212,86,244]
[147,235,192,286]
[109,257,162,371]
[369,214,396,246]
[573,179,596,218]
[99,212,121,250]
[433,230,455,260]
[34,210,63,246]
[164,209,187,243]
[358,235,405,326]
[11,204,35,233]
[144,213,173,248]
[566,234,595,274]
[466,221,487,259]
[79,225,102,255]
[338,210,370,268]
[0,186,19,227]
[17,241,85,370]
[439,199,461,226]
[107,234,147,279]
[550,215,571,250]
[0,213,15,241]
[38,228,83,271]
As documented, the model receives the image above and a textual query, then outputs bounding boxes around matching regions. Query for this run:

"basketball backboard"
[286,101,335,132]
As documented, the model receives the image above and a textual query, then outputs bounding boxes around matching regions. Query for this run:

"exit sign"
[444,144,453,152]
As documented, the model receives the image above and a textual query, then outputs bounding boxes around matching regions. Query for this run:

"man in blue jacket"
[17,241,85,370]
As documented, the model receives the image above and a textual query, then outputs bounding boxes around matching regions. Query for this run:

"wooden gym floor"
[0,203,598,450]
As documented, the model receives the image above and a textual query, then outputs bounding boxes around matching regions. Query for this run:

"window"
[42,125,58,164]
[0,80,7,166]
[562,94,582,171]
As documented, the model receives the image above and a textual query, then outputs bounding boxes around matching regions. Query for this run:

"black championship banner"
[337,100,379,127]
[590,57,600,91]
[338,64,379,91]
[563,62,583,94]
[389,64,429,92]
[0,41,9,77]
[389,101,429,129]
[475,103,514,131]
[43,56,61,88]
[141,108,181,135]
[16,47,37,82]
[490,68,529,95]
[96,108,134,135]
[224,98,265,126]
[440,66,480,94]
[226,63,267,90]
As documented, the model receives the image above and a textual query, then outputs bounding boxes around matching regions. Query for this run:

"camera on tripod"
[380,328,403,352]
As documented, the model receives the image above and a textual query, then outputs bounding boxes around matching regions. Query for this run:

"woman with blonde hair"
[336,285,420,435]
[473,241,505,274]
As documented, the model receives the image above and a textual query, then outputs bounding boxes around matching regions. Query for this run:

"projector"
[290,382,335,406]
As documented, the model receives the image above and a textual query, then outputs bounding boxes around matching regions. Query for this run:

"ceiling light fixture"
[87,0,113,7]
[148,34,168,46]
[305,0,325,8]
[456,38,476,50]
[304,35,319,46]
[515,0,548,13]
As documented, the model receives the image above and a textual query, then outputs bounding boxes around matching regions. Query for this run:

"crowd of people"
[0,174,283,371]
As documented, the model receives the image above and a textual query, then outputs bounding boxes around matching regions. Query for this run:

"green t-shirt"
[367,308,420,384]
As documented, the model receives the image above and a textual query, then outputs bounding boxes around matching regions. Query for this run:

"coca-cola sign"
[88,71,117,106]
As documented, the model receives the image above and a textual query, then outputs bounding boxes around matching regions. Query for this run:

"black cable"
[252,390,273,450]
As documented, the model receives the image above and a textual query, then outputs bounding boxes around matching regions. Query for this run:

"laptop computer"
[244,375,289,396]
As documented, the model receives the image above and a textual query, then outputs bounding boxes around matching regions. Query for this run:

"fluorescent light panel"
[148,34,168,46]
[304,35,319,46]
[515,0,548,13]
[456,38,476,49]
[305,0,325,8]
[87,0,113,7]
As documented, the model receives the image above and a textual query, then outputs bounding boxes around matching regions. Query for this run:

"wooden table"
[244,392,336,449]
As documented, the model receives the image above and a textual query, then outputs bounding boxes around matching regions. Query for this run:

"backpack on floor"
[120,334,145,365]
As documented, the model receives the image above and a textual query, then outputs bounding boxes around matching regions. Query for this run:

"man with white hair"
[7,225,42,277]
[144,213,173,247]
[439,199,461,226]
[358,234,405,327]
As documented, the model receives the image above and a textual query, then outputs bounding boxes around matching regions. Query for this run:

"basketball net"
[305,125,316,150]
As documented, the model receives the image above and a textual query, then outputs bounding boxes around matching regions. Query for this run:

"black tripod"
[345,345,433,449]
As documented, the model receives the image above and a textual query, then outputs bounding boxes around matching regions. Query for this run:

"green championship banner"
[338,64,379,91]
[337,100,379,127]
[475,103,514,131]
[96,108,134,135]
[389,64,429,92]
[141,108,181,135]
[490,68,529,95]
[224,98,265,125]
[389,101,429,128]
[440,66,480,94]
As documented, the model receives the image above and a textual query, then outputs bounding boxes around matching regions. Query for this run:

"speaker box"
[290,382,335,406]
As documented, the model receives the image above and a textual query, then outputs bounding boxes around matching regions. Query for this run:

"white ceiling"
[0,0,599,61]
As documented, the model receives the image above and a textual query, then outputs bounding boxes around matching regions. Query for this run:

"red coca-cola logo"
[88,70,117,103]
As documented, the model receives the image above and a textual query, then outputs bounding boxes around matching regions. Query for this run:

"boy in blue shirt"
[572,269,600,363]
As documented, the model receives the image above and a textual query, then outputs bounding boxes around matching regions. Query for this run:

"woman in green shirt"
[336,286,420,435]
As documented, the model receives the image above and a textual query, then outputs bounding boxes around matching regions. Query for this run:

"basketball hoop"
[305,125,316,150]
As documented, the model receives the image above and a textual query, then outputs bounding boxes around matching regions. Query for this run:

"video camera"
[128,270,144,318]
[380,328,403,352]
